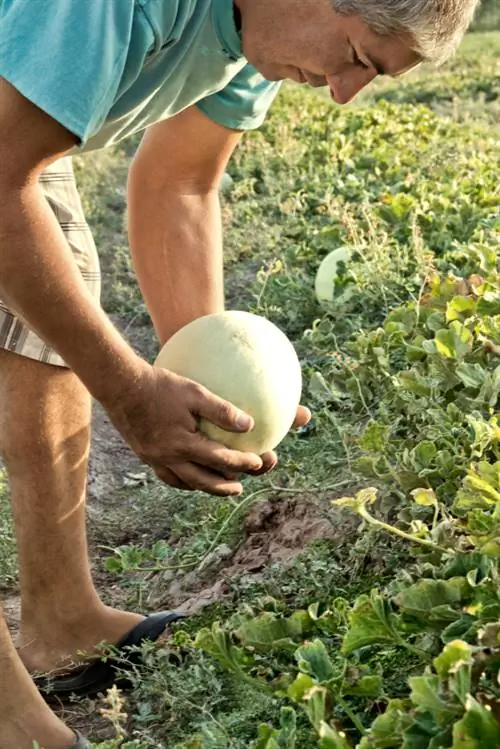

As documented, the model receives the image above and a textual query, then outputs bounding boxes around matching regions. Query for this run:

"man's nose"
[326,67,378,104]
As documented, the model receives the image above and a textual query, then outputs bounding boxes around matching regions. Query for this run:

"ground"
[0,30,500,749]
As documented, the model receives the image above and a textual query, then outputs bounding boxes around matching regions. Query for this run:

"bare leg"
[0,606,76,749]
[0,348,143,675]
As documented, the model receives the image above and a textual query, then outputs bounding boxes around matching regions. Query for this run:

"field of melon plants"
[74,31,500,749]
[0,29,498,749]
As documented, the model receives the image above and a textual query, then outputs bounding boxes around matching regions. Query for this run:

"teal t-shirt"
[0,0,281,153]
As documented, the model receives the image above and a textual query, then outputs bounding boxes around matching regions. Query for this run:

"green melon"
[155,311,302,454]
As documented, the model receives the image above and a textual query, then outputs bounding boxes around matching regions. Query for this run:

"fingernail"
[235,412,252,431]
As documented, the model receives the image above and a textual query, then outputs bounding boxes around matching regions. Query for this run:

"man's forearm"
[0,182,143,403]
[128,179,225,345]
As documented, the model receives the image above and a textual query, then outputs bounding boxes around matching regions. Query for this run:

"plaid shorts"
[0,156,101,367]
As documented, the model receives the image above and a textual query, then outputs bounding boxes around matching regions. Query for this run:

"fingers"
[154,466,191,491]
[292,405,312,429]
[190,433,263,474]
[246,451,278,476]
[173,462,244,497]
[154,457,243,495]
[188,382,254,434]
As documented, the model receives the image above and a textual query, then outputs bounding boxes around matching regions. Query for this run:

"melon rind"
[314,246,352,303]
[155,311,302,454]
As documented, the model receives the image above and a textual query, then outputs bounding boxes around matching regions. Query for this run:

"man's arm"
[0,77,145,403]
[127,105,243,344]
[0,79,265,495]
[127,105,311,470]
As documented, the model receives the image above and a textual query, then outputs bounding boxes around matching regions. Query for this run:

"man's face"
[235,0,422,104]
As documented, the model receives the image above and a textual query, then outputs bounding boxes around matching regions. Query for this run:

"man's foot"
[17,604,145,675]
[0,608,83,749]
[17,603,185,701]
[0,719,79,749]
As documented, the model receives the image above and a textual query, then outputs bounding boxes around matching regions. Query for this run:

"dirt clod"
[148,495,348,614]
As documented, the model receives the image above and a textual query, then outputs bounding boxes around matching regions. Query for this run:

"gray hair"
[332,0,481,64]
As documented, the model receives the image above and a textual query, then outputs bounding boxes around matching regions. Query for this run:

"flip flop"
[72,730,92,749]
[34,611,186,702]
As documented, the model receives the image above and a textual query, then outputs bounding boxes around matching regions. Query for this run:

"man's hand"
[106,362,271,496]
[105,362,311,494]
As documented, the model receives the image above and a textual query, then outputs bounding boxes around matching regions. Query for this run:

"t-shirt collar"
[213,0,244,61]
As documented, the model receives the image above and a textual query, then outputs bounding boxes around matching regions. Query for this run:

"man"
[0,0,479,747]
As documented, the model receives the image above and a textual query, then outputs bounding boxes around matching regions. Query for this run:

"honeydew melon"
[314,246,353,303]
[154,311,302,454]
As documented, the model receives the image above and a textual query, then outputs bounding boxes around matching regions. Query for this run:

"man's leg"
[0,606,75,749]
[0,348,143,675]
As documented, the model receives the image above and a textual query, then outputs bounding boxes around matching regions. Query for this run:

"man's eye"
[352,47,369,69]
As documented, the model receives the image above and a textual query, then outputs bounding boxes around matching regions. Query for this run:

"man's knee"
[0,349,76,464]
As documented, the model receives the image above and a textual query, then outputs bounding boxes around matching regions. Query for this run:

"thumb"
[192,385,254,433]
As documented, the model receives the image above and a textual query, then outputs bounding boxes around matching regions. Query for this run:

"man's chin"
[242,54,284,82]
[253,66,283,82]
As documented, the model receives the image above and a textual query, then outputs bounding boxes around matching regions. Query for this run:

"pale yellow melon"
[154,311,302,454]
[315,246,352,303]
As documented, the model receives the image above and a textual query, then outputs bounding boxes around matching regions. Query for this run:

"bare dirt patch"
[146,495,356,617]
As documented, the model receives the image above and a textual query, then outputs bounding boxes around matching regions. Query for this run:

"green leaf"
[318,722,352,749]
[253,726,281,749]
[280,707,298,737]
[455,363,486,390]
[398,370,433,396]
[428,728,454,749]
[105,557,125,574]
[480,366,500,408]
[466,415,499,457]
[343,591,401,655]
[452,696,500,748]
[433,640,473,704]
[253,708,297,749]
[395,579,469,623]
[434,321,473,360]
[426,312,447,333]
[295,639,336,683]
[441,616,477,645]
[194,623,245,675]
[433,641,473,679]
[236,611,310,652]
[453,461,500,516]
[343,674,383,699]
[411,488,438,508]
[332,487,378,514]
[288,673,316,702]
[409,676,459,725]
[359,422,391,453]
[198,725,230,749]
[307,599,349,634]
[359,699,412,749]
[307,602,343,634]
[476,293,500,318]
[304,685,329,730]
[401,712,441,749]
[411,442,437,469]
[446,296,476,322]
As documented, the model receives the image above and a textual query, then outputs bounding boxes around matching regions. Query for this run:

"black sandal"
[72,730,92,749]
[34,611,186,702]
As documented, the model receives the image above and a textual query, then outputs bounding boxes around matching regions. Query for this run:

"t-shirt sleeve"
[0,0,137,144]
[196,63,281,131]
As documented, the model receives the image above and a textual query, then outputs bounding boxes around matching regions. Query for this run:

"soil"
[0,316,354,743]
